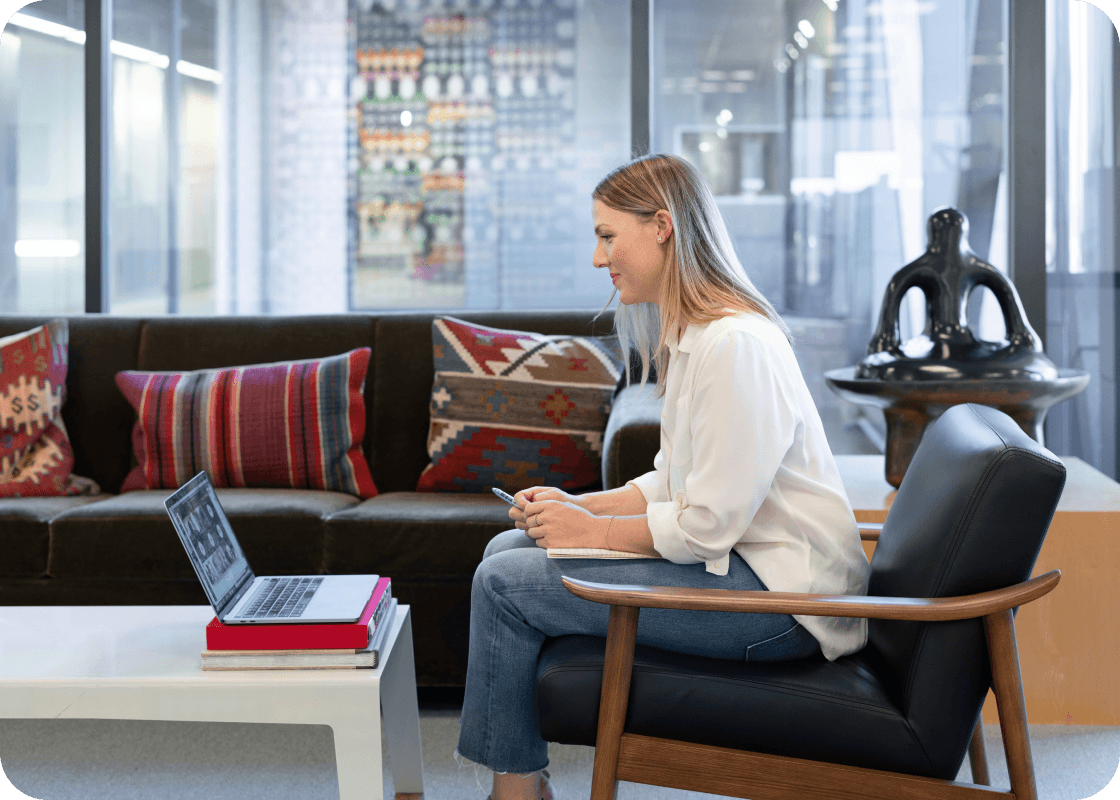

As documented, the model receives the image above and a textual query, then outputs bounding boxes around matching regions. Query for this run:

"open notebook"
[547,548,660,559]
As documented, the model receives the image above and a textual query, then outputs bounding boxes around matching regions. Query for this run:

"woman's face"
[592,200,672,305]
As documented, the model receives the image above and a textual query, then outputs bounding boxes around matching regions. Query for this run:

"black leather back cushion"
[867,403,1066,776]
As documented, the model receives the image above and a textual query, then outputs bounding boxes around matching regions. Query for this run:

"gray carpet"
[1,712,1118,800]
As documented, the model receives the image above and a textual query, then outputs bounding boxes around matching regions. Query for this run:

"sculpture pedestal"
[824,367,1091,487]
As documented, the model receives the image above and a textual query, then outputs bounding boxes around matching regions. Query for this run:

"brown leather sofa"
[0,311,661,687]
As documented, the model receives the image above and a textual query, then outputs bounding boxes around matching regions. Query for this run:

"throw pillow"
[417,317,624,493]
[0,319,98,497]
[116,348,377,498]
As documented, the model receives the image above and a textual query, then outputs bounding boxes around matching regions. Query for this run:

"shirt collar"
[668,322,701,355]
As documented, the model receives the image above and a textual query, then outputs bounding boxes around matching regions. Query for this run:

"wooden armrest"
[858,523,883,541]
[561,569,1059,622]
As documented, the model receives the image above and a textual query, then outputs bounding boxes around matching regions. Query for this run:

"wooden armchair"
[535,403,1067,800]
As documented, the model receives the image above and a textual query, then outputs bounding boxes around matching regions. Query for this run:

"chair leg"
[590,604,640,800]
[984,608,1038,800]
[968,717,990,785]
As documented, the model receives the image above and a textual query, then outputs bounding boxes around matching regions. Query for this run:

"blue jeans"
[455,529,821,774]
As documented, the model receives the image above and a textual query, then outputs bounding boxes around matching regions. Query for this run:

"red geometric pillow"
[115,348,377,498]
[417,317,624,493]
[0,319,97,497]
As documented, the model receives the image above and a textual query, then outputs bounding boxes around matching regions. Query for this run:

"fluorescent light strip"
[176,60,222,83]
[110,39,169,69]
[9,12,85,44]
[9,13,222,83]
[15,240,81,258]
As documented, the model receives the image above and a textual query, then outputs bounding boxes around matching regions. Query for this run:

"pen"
[492,487,520,507]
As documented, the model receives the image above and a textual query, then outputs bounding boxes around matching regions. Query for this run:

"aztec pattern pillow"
[0,319,98,497]
[116,349,377,498]
[417,317,624,493]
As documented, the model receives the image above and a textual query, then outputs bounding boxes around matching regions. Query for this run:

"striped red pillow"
[115,349,377,498]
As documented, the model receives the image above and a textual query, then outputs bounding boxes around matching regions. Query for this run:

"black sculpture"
[826,208,1088,487]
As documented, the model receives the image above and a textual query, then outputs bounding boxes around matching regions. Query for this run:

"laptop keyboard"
[243,577,324,618]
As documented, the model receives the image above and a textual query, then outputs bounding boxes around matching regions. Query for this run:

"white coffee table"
[0,603,424,800]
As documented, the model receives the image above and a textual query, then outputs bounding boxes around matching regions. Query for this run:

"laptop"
[164,472,378,625]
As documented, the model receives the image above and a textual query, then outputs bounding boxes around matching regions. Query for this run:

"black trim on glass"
[168,0,183,313]
[85,0,111,313]
[630,0,650,157]
[1006,0,1046,350]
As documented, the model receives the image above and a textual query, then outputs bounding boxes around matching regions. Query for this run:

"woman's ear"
[655,210,673,243]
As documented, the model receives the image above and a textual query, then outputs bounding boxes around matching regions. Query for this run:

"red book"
[205,577,392,651]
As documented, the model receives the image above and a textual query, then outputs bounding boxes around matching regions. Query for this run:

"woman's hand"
[513,486,578,508]
[507,486,580,528]
[518,498,609,550]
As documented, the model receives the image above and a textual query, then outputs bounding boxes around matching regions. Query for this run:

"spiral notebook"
[546,548,660,559]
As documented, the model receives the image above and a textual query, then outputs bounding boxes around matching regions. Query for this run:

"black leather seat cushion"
[324,491,515,575]
[537,634,938,778]
[0,496,109,578]
[49,489,357,579]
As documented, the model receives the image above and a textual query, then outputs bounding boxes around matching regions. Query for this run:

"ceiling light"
[11,12,217,80]
[177,61,222,83]
[799,20,816,38]
[794,31,809,49]
[822,0,838,10]
[15,240,81,258]
[786,44,800,59]
[8,12,85,44]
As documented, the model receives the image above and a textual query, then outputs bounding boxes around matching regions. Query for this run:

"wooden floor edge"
[615,734,1015,800]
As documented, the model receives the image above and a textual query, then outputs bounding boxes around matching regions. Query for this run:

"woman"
[455,154,870,800]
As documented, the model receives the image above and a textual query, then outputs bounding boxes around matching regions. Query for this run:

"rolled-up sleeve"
[646,330,799,575]
[626,446,669,504]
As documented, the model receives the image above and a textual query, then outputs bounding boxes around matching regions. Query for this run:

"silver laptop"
[164,472,378,625]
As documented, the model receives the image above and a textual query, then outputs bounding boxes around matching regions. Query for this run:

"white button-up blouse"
[627,311,870,661]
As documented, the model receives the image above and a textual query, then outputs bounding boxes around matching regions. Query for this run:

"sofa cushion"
[0,320,98,497]
[0,495,110,578]
[413,316,624,493]
[49,489,358,580]
[324,491,515,576]
[372,311,617,493]
[116,348,377,498]
[134,314,378,471]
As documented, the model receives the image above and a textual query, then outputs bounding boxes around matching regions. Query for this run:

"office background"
[0,0,1116,478]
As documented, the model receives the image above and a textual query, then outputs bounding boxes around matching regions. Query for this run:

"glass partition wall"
[1044,0,1118,477]
[0,1,86,314]
[3,0,1117,471]
[651,0,1009,452]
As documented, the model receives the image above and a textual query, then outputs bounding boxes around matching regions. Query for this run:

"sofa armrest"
[602,383,663,490]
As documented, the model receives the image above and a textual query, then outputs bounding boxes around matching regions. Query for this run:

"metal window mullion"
[1006,0,1046,350]
[167,0,182,313]
[631,0,650,157]
[85,0,112,313]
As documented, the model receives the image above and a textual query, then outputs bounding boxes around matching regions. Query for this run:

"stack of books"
[201,576,395,670]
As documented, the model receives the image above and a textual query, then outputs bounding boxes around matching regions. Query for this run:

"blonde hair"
[594,153,793,393]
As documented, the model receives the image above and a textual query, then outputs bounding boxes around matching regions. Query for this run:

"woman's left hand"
[519,499,608,550]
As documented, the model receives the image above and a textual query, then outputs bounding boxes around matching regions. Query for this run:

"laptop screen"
[165,473,254,615]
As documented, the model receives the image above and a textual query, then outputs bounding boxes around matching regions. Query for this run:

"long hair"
[594,153,793,394]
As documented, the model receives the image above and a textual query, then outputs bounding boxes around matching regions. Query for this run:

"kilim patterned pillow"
[115,349,377,498]
[0,319,98,497]
[416,317,624,493]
